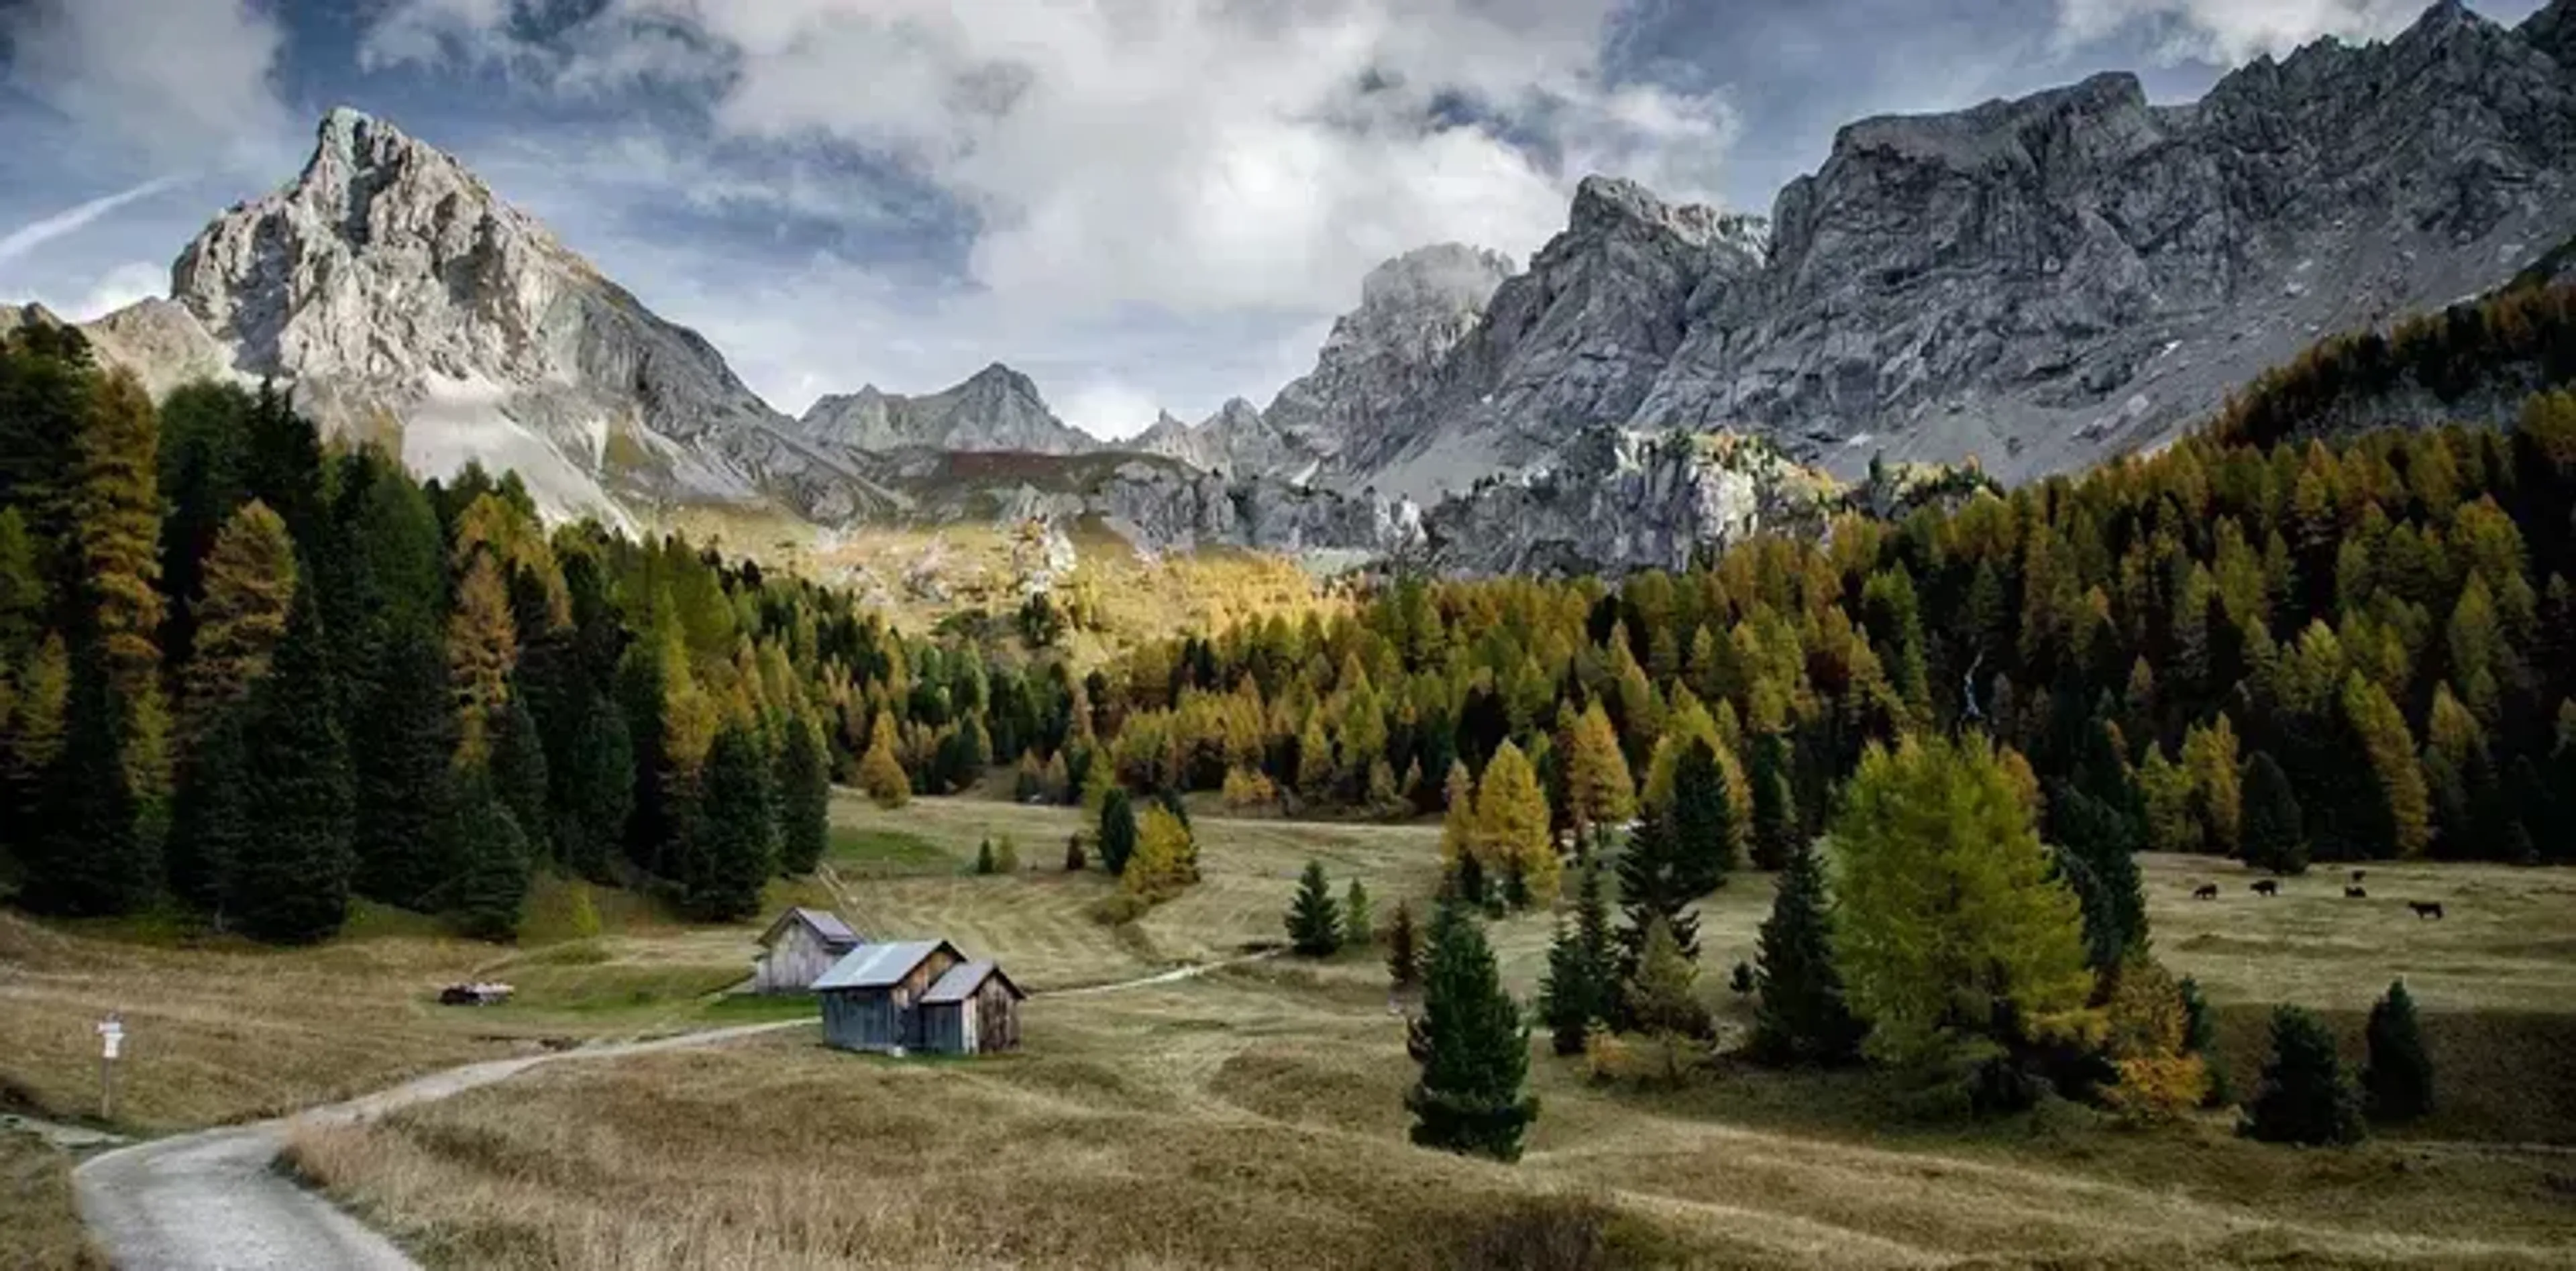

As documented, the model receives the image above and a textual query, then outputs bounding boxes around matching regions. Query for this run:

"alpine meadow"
[7,2,2576,1269]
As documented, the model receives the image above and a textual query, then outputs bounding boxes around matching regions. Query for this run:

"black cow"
[2251,879,2280,897]
[2351,869,2367,885]
[2408,901,2445,920]
[2192,883,2219,901]
[2345,885,2368,899]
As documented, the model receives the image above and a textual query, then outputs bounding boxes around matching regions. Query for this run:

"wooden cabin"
[918,960,1025,1054]
[815,939,965,1052]
[752,907,863,995]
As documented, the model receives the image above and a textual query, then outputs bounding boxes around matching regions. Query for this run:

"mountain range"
[11,0,2576,573]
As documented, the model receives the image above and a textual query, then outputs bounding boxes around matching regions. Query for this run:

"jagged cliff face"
[1420,429,1832,577]
[1131,397,1299,480]
[798,363,1098,455]
[1275,1,2576,493]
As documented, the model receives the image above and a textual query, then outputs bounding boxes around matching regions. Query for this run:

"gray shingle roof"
[761,907,861,950]
[812,940,955,991]
[921,959,1022,1005]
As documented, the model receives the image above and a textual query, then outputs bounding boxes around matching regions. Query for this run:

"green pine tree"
[1286,859,1344,956]
[489,689,551,864]
[1405,902,1539,1162]
[2241,751,2308,875]
[2178,976,2233,1107]
[1750,730,1800,871]
[1750,839,1866,1066]
[1097,787,1138,877]
[21,639,152,916]
[1616,807,1700,982]
[552,685,633,883]
[166,706,250,917]
[2241,1005,2365,1146]
[2362,980,2434,1123]
[1342,877,1373,949]
[1539,859,1617,1055]
[1386,899,1421,993]
[229,590,354,944]
[1670,738,1736,895]
[976,838,996,875]
[681,722,776,922]
[439,762,531,942]
[775,713,831,875]
[352,630,453,904]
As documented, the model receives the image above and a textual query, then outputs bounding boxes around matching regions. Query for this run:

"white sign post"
[96,1013,123,1121]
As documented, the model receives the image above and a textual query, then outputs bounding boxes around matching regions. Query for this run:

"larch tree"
[1751,838,1866,1067]
[447,551,519,765]
[857,709,910,808]
[70,370,168,807]
[1472,740,1557,907]
[1561,700,1635,844]
[1386,899,1421,993]
[1438,758,1476,870]
[1405,902,1538,1162]
[1122,804,1193,901]
[230,589,354,944]
[175,499,296,754]
[1627,915,1710,1081]
[2099,957,2210,1124]
[2343,674,2430,858]
[1829,734,2097,1075]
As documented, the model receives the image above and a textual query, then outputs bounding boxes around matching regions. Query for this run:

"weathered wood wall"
[755,923,841,995]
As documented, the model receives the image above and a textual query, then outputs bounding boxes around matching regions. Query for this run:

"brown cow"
[2192,883,2219,901]
[2251,879,2280,897]
[2408,901,2445,920]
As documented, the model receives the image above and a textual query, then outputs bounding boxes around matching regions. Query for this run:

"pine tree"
[1286,859,1344,956]
[2362,979,2434,1123]
[488,692,550,864]
[1342,877,1373,948]
[21,640,153,916]
[1098,787,1138,877]
[1386,899,1421,993]
[439,763,531,941]
[230,590,354,944]
[2178,975,2232,1107]
[1627,915,1709,1080]
[976,838,996,875]
[682,722,777,922]
[552,685,633,882]
[1750,838,1866,1066]
[1617,807,1700,985]
[1830,734,2096,1072]
[1473,740,1558,906]
[1405,903,1539,1162]
[2241,751,2308,875]
[176,499,297,754]
[1749,730,1799,871]
[2241,1005,2366,1146]
[166,706,251,916]
[857,710,909,808]
[775,713,830,875]
[1669,739,1736,895]
[352,630,453,903]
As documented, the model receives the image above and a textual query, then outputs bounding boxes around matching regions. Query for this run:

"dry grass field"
[271,794,2576,1270]
[13,790,2576,1268]
[0,1134,102,1270]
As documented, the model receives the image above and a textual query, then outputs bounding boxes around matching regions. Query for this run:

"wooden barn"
[814,939,1024,1055]
[752,907,863,995]
[918,960,1025,1054]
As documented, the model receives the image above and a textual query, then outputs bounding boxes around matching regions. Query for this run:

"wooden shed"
[918,960,1025,1054]
[752,907,863,995]
[815,939,965,1053]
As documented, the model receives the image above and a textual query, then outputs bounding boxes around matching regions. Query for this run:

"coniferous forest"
[5,301,2575,949]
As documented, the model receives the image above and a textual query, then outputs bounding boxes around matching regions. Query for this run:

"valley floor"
[7,793,2576,1268]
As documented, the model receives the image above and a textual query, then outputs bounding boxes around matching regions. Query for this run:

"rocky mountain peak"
[796,362,1095,455]
[2529,0,2576,61]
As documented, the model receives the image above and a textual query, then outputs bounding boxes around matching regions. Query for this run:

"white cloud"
[1054,380,1166,441]
[0,178,184,268]
[0,0,292,171]
[2053,0,2434,63]
[364,0,1739,325]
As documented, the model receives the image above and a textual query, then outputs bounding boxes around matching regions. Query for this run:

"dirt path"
[71,1020,806,1271]
[1042,948,1285,996]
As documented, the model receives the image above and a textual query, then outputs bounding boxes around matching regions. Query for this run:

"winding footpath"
[68,951,1278,1269]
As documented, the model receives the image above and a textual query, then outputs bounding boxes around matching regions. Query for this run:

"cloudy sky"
[0,0,2551,437]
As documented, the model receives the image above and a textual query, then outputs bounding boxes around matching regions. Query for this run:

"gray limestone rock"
[798,363,1098,455]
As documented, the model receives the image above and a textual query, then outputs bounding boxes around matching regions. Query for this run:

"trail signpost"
[97,1012,123,1121]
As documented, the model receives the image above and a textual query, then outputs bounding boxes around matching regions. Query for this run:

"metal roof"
[760,907,861,950]
[812,940,955,991]
[920,959,1023,1005]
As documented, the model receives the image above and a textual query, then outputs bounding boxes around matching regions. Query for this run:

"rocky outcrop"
[1280,2,2576,492]
[1420,429,1832,577]
[1130,397,1303,480]
[798,363,1098,455]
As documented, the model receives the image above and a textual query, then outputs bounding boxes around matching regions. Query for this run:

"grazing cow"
[2351,869,2367,884]
[2408,901,2445,920]
[2192,883,2219,901]
[2345,885,2368,899]
[2251,879,2280,897]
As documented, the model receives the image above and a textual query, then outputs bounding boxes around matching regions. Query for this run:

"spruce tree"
[1097,787,1138,877]
[1628,916,1709,1080]
[975,838,996,875]
[1405,902,1538,1162]
[439,763,530,942]
[230,590,354,944]
[2362,979,2434,1123]
[1749,730,1799,871]
[166,706,251,917]
[2242,1005,2365,1146]
[553,685,633,882]
[489,691,551,864]
[775,713,831,875]
[1386,899,1421,993]
[21,639,152,916]
[1670,738,1735,895]
[2241,751,2307,875]
[1342,877,1373,948]
[2178,975,2233,1107]
[1751,839,1866,1066]
[1540,859,1616,1055]
[683,722,777,922]
[1285,859,1344,956]
[1617,808,1700,979]
[352,630,453,904]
